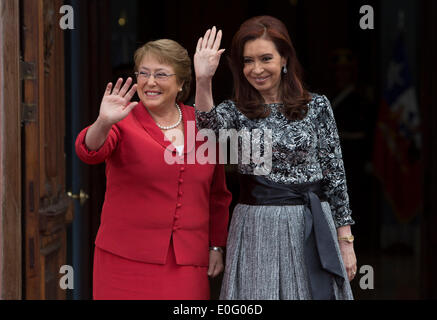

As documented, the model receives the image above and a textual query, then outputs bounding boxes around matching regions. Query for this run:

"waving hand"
[99,77,138,125]
[194,26,225,80]
[84,78,138,151]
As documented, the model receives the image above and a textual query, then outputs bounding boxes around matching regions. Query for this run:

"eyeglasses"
[134,71,177,81]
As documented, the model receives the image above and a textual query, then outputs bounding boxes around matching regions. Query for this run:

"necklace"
[155,103,182,130]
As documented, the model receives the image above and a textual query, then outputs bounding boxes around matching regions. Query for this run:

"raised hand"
[194,26,225,80]
[99,77,138,125]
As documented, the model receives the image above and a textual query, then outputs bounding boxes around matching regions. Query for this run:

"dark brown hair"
[228,16,311,120]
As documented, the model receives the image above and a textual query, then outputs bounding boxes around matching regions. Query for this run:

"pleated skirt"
[93,239,210,300]
[220,202,354,300]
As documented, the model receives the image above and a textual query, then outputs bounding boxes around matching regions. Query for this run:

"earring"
[282,66,287,74]
[179,88,183,92]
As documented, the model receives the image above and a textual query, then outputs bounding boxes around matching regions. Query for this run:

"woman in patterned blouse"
[193,16,357,300]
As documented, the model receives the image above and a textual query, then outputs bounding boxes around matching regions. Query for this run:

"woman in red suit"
[75,39,231,300]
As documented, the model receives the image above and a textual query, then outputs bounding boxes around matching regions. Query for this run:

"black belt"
[238,174,345,300]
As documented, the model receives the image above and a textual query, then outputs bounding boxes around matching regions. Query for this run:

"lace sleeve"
[316,95,355,228]
[195,100,239,134]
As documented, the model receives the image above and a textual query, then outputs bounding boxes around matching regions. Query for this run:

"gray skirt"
[219,202,354,300]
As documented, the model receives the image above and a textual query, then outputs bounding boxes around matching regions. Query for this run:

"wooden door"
[21,0,72,299]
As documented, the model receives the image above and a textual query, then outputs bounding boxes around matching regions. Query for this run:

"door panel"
[21,0,71,299]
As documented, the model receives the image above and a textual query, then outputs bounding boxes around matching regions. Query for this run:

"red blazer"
[75,102,231,267]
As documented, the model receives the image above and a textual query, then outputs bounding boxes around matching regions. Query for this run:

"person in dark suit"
[75,39,231,300]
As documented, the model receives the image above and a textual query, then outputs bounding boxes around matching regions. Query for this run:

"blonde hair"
[134,39,192,102]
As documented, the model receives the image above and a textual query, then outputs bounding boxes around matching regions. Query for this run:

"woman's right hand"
[98,77,138,126]
[194,26,225,80]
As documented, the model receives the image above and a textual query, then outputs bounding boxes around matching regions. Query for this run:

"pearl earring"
[282,66,287,74]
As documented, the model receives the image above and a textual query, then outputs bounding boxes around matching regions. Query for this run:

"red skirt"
[93,239,210,300]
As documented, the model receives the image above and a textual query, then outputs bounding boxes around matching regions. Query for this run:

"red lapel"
[132,101,196,155]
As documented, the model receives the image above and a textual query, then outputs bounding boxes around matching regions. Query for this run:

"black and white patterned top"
[195,94,354,228]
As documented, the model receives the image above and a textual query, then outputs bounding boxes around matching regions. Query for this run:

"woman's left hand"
[208,250,224,278]
[339,242,357,281]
